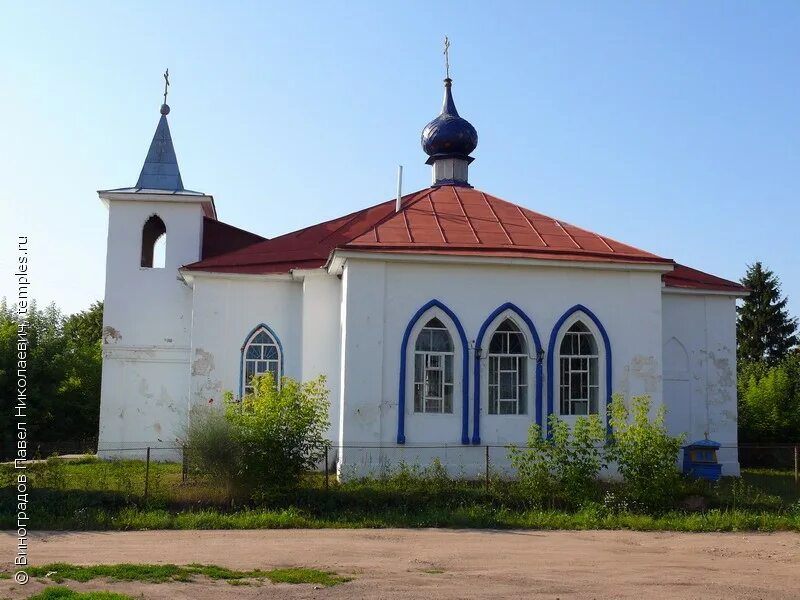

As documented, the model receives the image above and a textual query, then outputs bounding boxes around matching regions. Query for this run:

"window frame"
[486,317,531,416]
[239,325,283,398]
[398,300,469,445]
[413,317,455,414]
[554,314,605,418]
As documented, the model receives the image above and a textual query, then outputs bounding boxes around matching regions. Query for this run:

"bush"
[184,374,329,502]
[738,355,800,443]
[607,394,684,511]
[509,414,605,509]
[185,403,238,498]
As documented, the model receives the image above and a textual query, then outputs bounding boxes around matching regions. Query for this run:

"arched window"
[488,318,528,415]
[558,321,599,415]
[141,215,166,268]
[413,317,454,413]
[241,326,281,395]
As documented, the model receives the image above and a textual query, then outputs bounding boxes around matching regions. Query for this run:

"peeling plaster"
[191,348,215,376]
[103,326,122,344]
[621,355,660,399]
[194,378,222,404]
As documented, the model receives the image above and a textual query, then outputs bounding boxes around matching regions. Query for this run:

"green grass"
[0,457,227,505]
[23,563,350,587]
[265,567,351,586]
[1,458,798,532]
[27,588,137,600]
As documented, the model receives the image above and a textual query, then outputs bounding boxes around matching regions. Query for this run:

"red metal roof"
[201,217,266,260]
[662,264,747,294]
[184,185,745,293]
[186,199,397,274]
[341,186,670,263]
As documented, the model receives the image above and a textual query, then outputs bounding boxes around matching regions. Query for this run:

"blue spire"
[441,78,460,117]
[135,104,184,191]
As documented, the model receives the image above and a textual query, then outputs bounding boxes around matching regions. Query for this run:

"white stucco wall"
[188,270,344,461]
[300,271,342,443]
[98,198,205,459]
[97,199,740,479]
[662,291,740,475]
[337,256,666,477]
[188,274,303,408]
[102,200,204,347]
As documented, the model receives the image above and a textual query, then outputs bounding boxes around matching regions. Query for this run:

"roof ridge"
[402,209,414,243]
[301,198,394,244]
[428,191,449,243]
[482,189,664,259]
[553,219,581,249]
[480,190,514,245]
[347,187,433,245]
[186,198,393,269]
[451,186,480,243]
[186,185,686,276]
[592,234,615,253]
[515,204,548,247]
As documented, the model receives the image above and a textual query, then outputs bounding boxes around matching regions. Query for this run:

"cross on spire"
[162,68,170,105]
[443,36,450,79]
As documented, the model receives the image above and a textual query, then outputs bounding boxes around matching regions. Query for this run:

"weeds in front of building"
[1,376,799,531]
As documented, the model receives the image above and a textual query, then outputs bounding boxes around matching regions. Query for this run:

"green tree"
[738,353,800,443]
[509,414,605,508]
[737,262,798,364]
[0,299,103,458]
[607,395,684,511]
[63,301,103,346]
[185,373,330,501]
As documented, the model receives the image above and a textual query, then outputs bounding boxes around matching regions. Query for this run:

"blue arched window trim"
[397,299,469,445]
[546,304,612,434]
[238,323,285,399]
[473,303,543,445]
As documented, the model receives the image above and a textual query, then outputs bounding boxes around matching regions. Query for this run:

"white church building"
[97,74,745,476]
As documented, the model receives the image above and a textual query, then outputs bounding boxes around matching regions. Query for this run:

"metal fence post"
[144,446,151,502]
[485,445,490,492]
[324,446,329,491]
[182,444,188,483]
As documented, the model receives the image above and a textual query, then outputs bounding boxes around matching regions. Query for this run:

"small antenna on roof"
[396,165,403,212]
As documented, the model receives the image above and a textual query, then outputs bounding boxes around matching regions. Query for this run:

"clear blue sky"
[1,1,798,318]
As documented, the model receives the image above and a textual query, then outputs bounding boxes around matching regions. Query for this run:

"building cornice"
[178,268,296,286]
[98,190,217,219]
[661,285,747,298]
[327,249,675,276]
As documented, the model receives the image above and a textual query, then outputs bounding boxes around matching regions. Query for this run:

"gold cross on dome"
[163,69,170,105]
[443,36,450,79]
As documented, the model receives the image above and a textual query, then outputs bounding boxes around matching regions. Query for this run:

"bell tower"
[96,72,215,458]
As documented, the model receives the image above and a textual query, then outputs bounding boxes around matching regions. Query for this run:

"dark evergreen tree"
[737,262,798,364]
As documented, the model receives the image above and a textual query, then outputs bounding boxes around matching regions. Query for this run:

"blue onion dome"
[421,78,478,161]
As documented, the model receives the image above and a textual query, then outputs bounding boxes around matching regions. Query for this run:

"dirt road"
[2,529,799,599]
